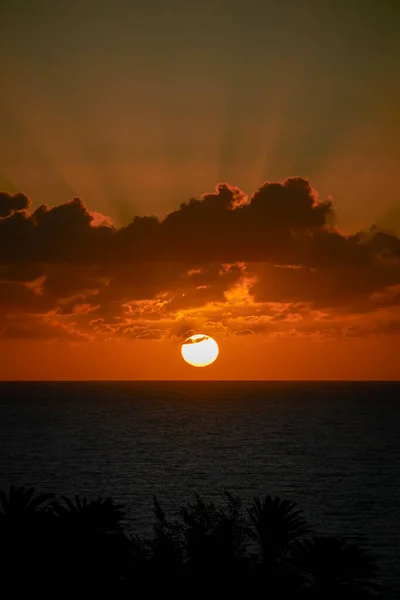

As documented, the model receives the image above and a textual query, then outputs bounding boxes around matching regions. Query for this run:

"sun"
[181,334,219,367]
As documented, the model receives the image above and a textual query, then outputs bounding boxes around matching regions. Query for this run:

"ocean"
[0,381,399,596]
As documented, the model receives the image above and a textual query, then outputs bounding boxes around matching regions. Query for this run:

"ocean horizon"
[2,379,400,383]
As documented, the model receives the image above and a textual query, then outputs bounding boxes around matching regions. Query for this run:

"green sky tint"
[1,0,399,230]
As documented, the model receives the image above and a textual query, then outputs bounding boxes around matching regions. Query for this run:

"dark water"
[0,381,399,595]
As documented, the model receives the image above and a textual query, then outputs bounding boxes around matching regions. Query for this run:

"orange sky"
[1,335,399,381]
[1,1,400,379]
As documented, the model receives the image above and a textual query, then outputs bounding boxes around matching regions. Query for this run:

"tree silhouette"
[180,492,247,571]
[299,535,380,598]
[247,495,311,593]
[53,494,125,534]
[248,495,309,560]
[0,487,55,592]
[0,486,53,522]
[50,494,130,593]
[140,495,184,591]
[0,486,382,598]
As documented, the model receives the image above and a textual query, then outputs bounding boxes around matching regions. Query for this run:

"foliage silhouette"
[52,494,125,534]
[51,494,130,592]
[0,486,382,598]
[299,535,381,599]
[0,487,55,592]
[0,486,53,520]
[248,495,310,561]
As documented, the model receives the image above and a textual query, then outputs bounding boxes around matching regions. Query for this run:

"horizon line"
[0,379,399,384]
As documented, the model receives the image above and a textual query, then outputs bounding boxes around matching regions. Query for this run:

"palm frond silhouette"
[248,495,309,562]
[53,494,125,534]
[0,486,53,521]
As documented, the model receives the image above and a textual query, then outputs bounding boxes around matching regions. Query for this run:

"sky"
[1,0,400,379]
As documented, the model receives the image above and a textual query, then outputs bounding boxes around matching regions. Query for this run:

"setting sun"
[181,334,219,367]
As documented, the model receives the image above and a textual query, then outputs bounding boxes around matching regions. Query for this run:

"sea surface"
[0,381,399,596]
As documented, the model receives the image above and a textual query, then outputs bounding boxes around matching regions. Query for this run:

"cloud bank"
[1,178,399,342]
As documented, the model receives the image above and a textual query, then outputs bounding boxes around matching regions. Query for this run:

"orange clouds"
[0,178,400,346]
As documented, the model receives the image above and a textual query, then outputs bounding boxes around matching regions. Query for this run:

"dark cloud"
[0,179,333,264]
[250,260,400,310]
[0,313,90,342]
[0,177,399,341]
[0,192,30,218]
[182,335,209,344]
[232,329,255,336]
[0,198,113,263]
